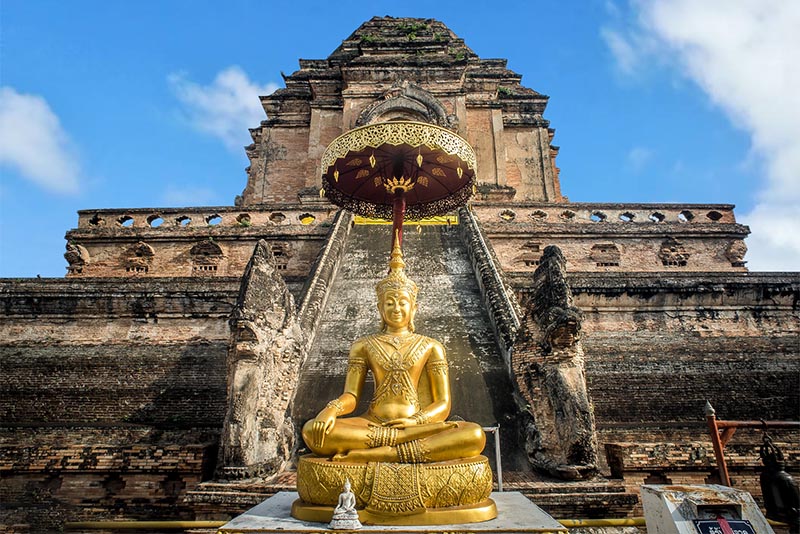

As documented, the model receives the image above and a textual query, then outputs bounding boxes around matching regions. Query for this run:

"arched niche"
[356,81,456,129]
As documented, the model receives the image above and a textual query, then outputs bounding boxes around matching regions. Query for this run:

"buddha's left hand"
[385,417,416,428]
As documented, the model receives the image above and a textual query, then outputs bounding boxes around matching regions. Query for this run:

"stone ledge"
[219,491,565,532]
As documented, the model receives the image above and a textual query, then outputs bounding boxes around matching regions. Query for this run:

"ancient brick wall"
[0,278,238,527]
[242,17,562,207]
[563,273,800,427]
[475,202,749,273]
[511,271,798,511]
[64,205,337,282]
[513,272,799,474]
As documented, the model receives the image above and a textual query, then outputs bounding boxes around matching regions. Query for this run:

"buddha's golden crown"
[376,233,418,299]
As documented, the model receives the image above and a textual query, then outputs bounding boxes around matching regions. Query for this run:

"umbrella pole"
[392,192,406,251]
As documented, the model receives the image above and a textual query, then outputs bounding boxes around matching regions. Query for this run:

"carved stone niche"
[659,238,689,267]
[121,241,154,274]
[64,243,90,275]
[514,241,543,269]
[269,242,291,271]
[190,240,223,274]
[725,239,748,267]
[590,243,621,267]
[356,81,457,129]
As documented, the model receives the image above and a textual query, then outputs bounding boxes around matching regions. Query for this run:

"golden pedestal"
[292,454,497,525]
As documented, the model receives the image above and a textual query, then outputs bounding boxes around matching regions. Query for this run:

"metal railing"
[705,400,800,486]
[482,425,503,492]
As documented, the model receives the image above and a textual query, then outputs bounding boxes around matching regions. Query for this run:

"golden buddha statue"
[293,237,496,525]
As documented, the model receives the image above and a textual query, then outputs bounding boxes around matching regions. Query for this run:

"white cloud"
[0,87,80,194]
[625,146,653,173]
[604,0,800,270]
[601,28,642,75]
[169,66,277,151]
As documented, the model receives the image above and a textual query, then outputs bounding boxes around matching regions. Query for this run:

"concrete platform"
[218,491,567,533]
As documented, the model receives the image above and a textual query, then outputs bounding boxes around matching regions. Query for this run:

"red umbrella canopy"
[321,121,477,220]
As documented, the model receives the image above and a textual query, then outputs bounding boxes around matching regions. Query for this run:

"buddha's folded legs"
[405,421,486,463]
[311,421,485,463]
[302,417,462,457]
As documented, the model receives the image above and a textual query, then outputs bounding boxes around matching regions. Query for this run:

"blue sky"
[2,0,798,276]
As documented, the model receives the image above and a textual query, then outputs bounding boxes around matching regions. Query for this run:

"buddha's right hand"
[310,407,337,448]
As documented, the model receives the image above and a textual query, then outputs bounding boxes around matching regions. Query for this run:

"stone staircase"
[292,221,524,469]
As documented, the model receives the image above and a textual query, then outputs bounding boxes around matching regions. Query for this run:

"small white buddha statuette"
[328,479,361,530]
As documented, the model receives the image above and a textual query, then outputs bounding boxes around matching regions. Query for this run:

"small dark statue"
[760,433,799,533]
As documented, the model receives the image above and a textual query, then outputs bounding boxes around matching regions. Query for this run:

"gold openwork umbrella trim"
[321,121,477,174]
[321,177,474,221]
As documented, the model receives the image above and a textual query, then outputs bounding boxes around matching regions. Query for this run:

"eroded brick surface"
[2,16,798,529]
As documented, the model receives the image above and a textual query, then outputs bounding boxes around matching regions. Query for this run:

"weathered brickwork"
[65,205,337,281]
[473,203,749,273]
[1,15,798,529]
[0,279,238,527]
[243,17,561,206]
[604,438,800,516]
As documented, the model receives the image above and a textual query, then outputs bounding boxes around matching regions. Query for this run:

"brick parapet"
[473,203,751,273]
[62,205,337,279]
[72,204,336,231]
[473,201,740,224]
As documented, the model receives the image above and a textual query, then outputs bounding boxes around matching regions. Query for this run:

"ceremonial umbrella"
[320,121,477,248]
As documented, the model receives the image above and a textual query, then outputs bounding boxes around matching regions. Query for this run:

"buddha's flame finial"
[376,230,418,299]
[389,230,405,272]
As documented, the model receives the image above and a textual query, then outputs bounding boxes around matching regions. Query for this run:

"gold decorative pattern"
[325,399,344,415]
[296,455,493,511]
[356,169,370,179]
[425,360,449,376]
[366,335,427,411]
[374,242,419,300]
[367,425,399,448]
[291,498,497,525]
[431,167,446,177]
[321,121,477,175]
[396,439,428,464]
[347,357,367,374]
[369,462,425,514]
[412,411,431,425]
[296,456,373,508]
[382,176,415,193]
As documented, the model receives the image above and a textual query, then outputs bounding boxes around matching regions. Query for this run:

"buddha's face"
[379,289,416,331]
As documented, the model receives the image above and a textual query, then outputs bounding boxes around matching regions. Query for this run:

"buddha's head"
[343,479,351,492]
[376,235,418,333]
